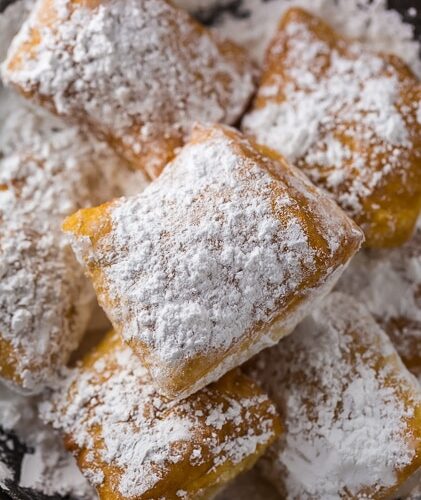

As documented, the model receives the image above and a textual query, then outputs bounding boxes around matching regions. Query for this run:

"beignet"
[243,7,421,248]
[40,330,282,500]
[338,219,421,376]
[248,292,421,499]
[2,0,256,179]
[0,94,145,394]
[63,124,363,399]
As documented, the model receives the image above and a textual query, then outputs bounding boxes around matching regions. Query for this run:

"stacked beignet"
[0,96,146,394]
[338,220,421,376]
[40,330,281,499]
[62,124,363,399]
[2,0,256,179]
[248,293,421,499]
[243,8,421,248]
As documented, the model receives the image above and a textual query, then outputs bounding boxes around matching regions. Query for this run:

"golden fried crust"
[0,337,22,386]
[243,7,421,248]
[63,124,363,399]
[0,336,63,392]
[48,331,282,500]
[3,0,255,180]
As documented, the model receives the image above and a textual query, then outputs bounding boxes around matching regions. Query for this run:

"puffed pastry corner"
[243,7,421,248]
[40,330,282,500]
[247,292,421,499]
[1,0,256,179]
[62,124,363,399]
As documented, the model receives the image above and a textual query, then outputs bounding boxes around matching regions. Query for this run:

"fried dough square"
[2,0,256,179]
[249,292,421,499]
[40,330,282,499]
[243,8,421,248]
[0,97,144,393]
[63,124,363,399]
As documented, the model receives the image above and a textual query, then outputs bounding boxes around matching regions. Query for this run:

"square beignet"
[338,219,421,377]
[2,0,256,180]
[248,292,421,499]
[40,330,282,500]
[62,124,363,399]
[242,7,421,248]
[0,95,145,394]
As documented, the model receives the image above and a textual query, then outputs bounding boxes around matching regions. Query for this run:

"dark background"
[0,0,420,499]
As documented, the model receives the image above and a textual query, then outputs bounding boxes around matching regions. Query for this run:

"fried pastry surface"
[40,330,282,500]
[2,0,256,179]
[248,292,421,499]
[0,94,145,393]
[338,220,421,377]
[63,124,363,399]
[243,7,421,248]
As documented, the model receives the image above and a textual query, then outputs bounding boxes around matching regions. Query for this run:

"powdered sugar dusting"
[67,125,362,397]
[40,332,279,497]
[0,89,147,393]
[0,0,419,497]
[242,10,421,242]
[2,0,255,176]
[248,292,421,499]
[0,382,96,498]
[0,462,12,490]
[109,141,308,360]
[337,220,421,375]
[189,0,421,77]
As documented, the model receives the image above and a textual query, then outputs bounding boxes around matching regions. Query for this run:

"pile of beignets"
[1,1,421,498]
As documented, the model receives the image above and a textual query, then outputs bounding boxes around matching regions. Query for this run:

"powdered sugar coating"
[248,292,421,499]
[2,0,255,178]
[0,382,96,498]
[65,125,362,398]
[192,0,421,75]
[242,8,421,247]
[40,332,280,498]
[0,0,419,497]
[337,220,421,376]
[0,90,147,394]
[0,463,12,491]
